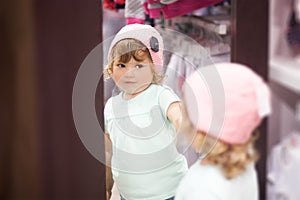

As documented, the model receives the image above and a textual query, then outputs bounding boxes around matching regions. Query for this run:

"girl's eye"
[116,63,125,68]
[135,64,144,69]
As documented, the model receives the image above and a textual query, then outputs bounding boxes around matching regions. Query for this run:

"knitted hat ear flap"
[108,24,164,74]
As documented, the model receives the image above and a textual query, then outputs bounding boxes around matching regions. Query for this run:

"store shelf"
[269,57,300,94]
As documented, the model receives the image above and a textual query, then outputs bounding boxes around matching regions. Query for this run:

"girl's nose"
[124,67,136,77]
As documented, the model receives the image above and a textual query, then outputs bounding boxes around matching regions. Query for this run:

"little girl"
[175,62,271,200]
[104,24,188,200]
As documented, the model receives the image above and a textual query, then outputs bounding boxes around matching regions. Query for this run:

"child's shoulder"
[144,84,167,94]
[104,93,122,113]
[185,163,223,182]
[146,84,179,101]
[103,97,112,115]
[150,84,176,94]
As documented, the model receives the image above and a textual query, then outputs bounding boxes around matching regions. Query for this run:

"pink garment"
[126,18,145,24]
[162,0,223,19]
[145,0,223,19]
[143,3,162,18]
[114,0,125,4]
[103,0,117,11]
[148,0,160,3]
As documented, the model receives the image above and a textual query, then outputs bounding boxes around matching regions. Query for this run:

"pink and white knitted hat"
[183,62,272,144]
[108,24,164,74]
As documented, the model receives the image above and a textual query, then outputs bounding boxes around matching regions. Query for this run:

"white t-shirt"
[104,84,188,200]
[175,161,258,200]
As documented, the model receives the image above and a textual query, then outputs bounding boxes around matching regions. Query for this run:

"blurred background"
[1,0,300,199]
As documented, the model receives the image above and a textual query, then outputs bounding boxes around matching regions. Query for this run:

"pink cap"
[183,62,271,144]
[108,24,164,74]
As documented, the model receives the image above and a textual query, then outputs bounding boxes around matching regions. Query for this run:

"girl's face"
[112,57,154,98]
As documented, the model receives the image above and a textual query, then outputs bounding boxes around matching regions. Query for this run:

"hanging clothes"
[125,0,145,24]
[103,0,117,11]
[144,0,223,19]
[287,7,300,54]
[267,133,300,200]
[295,0,300,21]
[163,53,198,96]
[103,0,125,11]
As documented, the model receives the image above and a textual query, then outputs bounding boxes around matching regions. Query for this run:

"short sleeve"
[158,86,180,117]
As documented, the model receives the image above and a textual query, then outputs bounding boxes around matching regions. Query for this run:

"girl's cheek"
[111,68,125,82]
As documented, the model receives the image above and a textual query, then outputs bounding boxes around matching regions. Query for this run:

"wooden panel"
[34,1,105,199]
[0,1,16,196]
[0,0,40,198]
[231,0,269,199]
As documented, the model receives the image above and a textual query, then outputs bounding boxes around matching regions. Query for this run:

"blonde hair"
[104,39,164,84]
[192,131,259,179]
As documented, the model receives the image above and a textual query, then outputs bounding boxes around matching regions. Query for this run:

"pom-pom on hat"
[183,62,272,144]
[108,24,164,74]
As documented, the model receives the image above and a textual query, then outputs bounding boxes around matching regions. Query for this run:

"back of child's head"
[182,62,272,178]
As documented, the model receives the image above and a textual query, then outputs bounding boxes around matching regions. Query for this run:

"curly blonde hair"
[192,131,259,179]
[104,39,164,84]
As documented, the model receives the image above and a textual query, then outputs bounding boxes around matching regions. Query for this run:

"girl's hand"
[106,190,112,200]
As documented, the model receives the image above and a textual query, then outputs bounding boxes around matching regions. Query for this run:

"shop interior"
[1,0,300,199]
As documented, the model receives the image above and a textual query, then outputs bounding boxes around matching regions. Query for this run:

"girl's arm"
[167,101,182,132]
[105,133,113,200]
